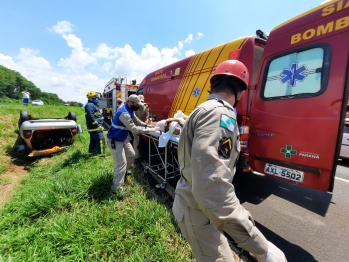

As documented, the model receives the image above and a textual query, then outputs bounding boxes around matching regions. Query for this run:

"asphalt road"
[233,160,349,262]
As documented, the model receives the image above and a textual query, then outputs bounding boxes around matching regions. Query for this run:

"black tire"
[67,112,77,122]
[18,110,29,128]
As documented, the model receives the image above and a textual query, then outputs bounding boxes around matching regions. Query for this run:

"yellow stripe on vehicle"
[170,53,201,117]
[169,37,247,118]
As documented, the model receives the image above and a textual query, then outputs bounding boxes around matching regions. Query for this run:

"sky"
[0,0,330,104]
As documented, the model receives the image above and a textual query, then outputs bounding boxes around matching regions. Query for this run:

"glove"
[255,241,287,262]
[98,126,104,131]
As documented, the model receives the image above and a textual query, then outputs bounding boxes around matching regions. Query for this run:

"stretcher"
[140,130,181,198]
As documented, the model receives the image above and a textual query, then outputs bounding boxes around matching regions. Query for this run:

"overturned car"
[18,110,80,157]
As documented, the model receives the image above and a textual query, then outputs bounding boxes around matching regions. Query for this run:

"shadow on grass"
[86,161,173,204]
[60,150,91,168]
[87,170,114,202]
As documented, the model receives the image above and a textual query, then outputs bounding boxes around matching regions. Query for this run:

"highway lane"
[233,161,349,262]
[336,159,349,180]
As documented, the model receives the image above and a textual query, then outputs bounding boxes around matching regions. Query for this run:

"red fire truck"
[137,0,349,194]
[98,77,138,126]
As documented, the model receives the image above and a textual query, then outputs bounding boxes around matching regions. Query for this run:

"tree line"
[0,65,83,107]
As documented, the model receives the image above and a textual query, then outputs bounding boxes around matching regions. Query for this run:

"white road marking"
[335,177,349,183]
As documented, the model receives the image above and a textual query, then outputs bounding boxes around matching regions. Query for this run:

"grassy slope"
[0,103,194,261]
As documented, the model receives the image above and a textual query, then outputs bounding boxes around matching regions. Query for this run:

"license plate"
[264,163,304,183]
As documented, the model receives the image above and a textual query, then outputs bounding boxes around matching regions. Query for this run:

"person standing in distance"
[172,60,287,262]
[84,91,105,157]
[21,90,30,106]
[107,94,157,195]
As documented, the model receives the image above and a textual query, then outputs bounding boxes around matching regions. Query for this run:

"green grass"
[0,102,194,261]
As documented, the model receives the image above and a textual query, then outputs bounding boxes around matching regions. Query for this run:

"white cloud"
[62,34,83,50]
[184,34,193,44]
[185,50,195,57]
[16,48,51,70]
[197,32,204,39]
[56,31,97,73]
[178,41,183,50]
[321,0,331,3]
[0,20,203,104]
[0,53,16,68]
[50,21,74,34]
[111,44,179,81]
[0,48,104,103]
[102,62,112,72]
[92,43,120,59]
[0,48,51,81]
[58,48,97,73]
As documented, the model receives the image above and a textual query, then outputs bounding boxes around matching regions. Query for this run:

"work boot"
[112,187,127,198]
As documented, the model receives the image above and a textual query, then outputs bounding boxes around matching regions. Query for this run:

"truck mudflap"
[139,132,181,199]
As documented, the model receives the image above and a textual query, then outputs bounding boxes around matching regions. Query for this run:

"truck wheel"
[67,112,77,122]
[18,110,29,128]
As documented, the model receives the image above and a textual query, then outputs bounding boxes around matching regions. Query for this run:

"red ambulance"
[138,0,349,192]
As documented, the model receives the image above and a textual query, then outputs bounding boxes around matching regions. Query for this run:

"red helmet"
[210,60,249,89]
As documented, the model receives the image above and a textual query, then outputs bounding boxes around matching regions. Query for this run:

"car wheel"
[67,112,77,122]
[18,110,29,128]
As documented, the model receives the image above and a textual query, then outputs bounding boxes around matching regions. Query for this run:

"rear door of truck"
[248,3,349,192]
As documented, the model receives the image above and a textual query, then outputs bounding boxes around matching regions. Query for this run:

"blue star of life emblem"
[280,63,308,87]
[193,88,200,97]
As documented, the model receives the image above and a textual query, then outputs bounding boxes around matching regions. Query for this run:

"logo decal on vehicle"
[280,145,297,159]
[299,151,319,159]
[280,63,308,87]
[193,88,200,97]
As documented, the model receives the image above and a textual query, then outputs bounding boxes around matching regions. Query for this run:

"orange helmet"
[210,60,249,89]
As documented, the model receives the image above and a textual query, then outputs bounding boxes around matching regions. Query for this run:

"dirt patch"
[0,162,28,208]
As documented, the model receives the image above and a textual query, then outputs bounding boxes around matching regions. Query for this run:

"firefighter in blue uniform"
[84,91,105,156]
[107,94,157,194]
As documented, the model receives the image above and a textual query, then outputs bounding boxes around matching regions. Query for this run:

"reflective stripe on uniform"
[88,128,101,132]
[111,123,128,130]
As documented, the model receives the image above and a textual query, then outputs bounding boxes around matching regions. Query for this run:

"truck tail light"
[71,128,77,135]
[23,130,32,139]
[238,116,250,153]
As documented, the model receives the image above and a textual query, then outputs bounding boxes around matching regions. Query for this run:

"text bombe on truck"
[99,77,138,126]
[137,0,349,193]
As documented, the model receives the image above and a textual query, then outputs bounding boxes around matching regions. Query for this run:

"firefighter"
[172,60,287,262]
[133,94,150,159]
[107,94,157,195]
[84,91,105,157]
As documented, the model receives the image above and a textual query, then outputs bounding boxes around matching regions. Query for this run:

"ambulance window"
[137,88,144,96]
[263,47,325,99]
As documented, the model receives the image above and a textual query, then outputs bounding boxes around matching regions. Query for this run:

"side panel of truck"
[249,1,349,192]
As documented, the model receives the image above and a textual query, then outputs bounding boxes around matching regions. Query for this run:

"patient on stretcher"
[154,118,186,147]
